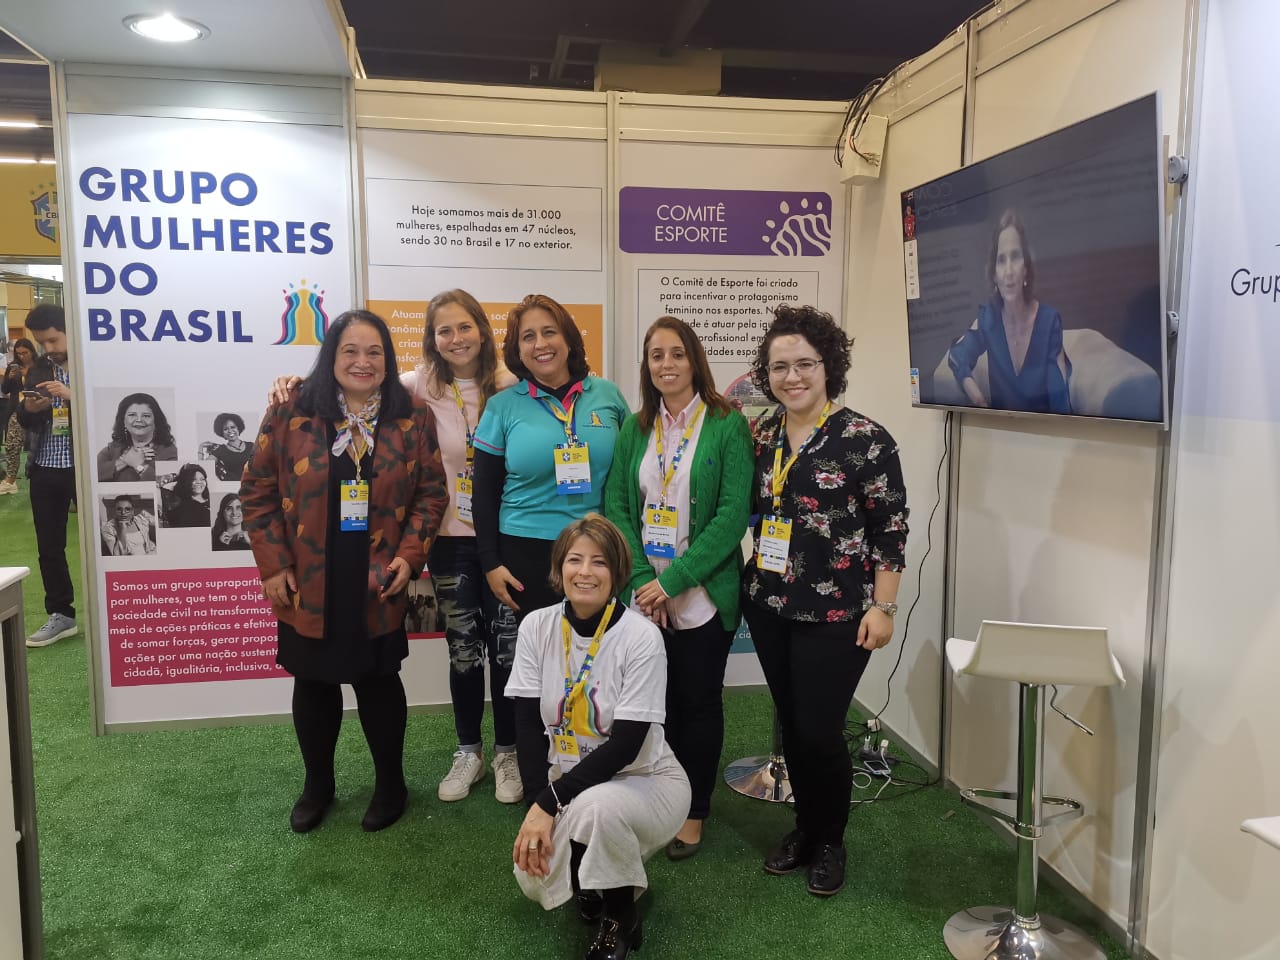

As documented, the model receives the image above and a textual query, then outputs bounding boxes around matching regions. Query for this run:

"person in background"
[211,493,250,550]
[164,463,211,528]
[947,208,1071,413]
[100,495,157,556]
[242,308,448,834]
[741,304,909,898]
[96,392,178,482]
[16,304,79,648]
[205,413,253,482]
[508,514,689,960]
[0,337,36,494]
[603,315,753,861]
[472,294,630,625]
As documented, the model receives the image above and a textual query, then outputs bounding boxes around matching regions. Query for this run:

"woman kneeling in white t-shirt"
[507,513,690,960]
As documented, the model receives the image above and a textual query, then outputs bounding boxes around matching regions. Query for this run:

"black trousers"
[741,599,871,847]
[28,464,76,619]
[498,533,561,623]
[291,673,407,799]
[663,617,734,821]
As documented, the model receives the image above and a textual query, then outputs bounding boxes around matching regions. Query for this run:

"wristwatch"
[864,599,898,617]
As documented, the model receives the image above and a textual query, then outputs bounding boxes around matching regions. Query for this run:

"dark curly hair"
[213,412,245,437]
[750,304,852,403]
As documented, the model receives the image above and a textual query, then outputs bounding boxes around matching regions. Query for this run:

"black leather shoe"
[361,785,408,832]
[585,914,643,960]
[576,892,604,925]
[289,792,333,834]
[806,844,846,896]
[763,829,814,875]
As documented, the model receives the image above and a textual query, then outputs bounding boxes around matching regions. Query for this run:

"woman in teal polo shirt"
[604,315,753,861]
[473,294,630,621]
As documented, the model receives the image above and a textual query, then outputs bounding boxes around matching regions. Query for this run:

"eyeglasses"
[767,358,824,377]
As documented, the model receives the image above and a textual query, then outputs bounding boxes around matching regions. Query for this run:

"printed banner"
[0,164,59,258]
[619,186,834,256]
[66,112,354,723]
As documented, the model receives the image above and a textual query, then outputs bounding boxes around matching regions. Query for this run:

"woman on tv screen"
[946,209,1071,413]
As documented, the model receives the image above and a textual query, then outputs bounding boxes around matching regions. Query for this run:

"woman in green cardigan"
[604,315,753,861]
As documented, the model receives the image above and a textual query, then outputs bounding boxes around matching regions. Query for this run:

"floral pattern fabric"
[743,406,908,623]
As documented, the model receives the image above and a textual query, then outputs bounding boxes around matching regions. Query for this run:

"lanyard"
[450,381,474,467]
[346,435,370,481]
[536,382,584,444]
[771,401,833,513]
[653,401,704,508]
[559,598,616,730]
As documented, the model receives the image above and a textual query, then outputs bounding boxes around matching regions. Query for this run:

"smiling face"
[431,301,484,378]
[220,421,241,442]
[123,403,156,443]
[767,333,828,418]
[189,470,207,498]
[646,327,695,411]
[561,535,614,618]
[516,307,570,388]
[113,498,135,521]
[994,225,1028,307]
[223,497,243,526]
[334,320,386,404]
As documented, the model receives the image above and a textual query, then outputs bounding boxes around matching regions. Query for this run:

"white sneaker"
[27,613,78,648]
[492,751,524,804]
[0,479,17,495]
[437,749,485,802]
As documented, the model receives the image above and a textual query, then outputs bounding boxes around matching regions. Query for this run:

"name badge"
[642,504,679,559]
[554,443,592,495]
[52,405,71,438]
[550,725,581,770]
[757,515,793,573]
[455,474,474,524]
[339,479,370,531]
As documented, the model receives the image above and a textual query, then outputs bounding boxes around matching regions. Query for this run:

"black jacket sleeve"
[520,712,651,817]
[514,696,550,809]
[471,449,507,572]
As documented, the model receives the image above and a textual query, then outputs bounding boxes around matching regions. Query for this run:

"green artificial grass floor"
[0,480,1131,960]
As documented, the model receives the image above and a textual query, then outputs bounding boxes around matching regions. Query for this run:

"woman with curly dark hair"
[206,413,253,482]
[741,304,910,898]
[97,392,177,482]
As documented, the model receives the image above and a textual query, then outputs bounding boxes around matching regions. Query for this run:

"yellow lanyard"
[771,401,833,514]
[450,381,474,468]
[538,383,583,445]
[559,598,616,732]
[653,401,704,508]
[346,435,369,482]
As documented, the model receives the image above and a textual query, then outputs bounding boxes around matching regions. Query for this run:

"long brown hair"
[637,316,731,433]
[421,288,502,415]
[502,294,590,384]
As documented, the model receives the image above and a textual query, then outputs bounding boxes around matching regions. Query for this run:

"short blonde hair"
[548,513,632,596]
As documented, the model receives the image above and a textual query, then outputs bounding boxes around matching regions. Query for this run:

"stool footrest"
[960,788,1085,837]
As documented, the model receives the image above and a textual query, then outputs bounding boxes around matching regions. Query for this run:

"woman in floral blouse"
[740,304,909,899]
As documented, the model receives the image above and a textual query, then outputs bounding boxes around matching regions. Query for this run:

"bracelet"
[549,782,564,815]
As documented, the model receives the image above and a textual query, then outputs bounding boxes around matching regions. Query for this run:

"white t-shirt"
[505,603,671,776]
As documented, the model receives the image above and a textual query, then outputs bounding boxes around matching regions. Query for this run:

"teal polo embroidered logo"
[589,412,603,426]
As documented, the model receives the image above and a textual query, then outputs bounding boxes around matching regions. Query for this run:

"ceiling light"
[123,13,210,43]
[0,120,40,129]
[0,157,55,165]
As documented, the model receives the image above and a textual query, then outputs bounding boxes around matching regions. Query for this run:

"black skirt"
[275,425,408,684]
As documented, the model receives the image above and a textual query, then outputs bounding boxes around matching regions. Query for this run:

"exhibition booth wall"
[37,1,1280,957]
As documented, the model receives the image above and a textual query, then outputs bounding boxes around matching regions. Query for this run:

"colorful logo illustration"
[29,184,58,244]
[275,279,328,346]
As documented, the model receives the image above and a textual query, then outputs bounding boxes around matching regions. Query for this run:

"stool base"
[723,754,793,803]
[943,906,1106,960]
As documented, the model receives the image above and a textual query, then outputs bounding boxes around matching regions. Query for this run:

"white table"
[0,567,41,960]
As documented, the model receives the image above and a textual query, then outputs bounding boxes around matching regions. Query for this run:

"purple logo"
[620,187,832,256]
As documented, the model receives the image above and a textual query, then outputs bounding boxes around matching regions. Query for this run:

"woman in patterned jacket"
[242,309,448,834]
[741,304,909,898]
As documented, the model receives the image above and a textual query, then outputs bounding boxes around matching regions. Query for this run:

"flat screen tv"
[901,94,1167,425]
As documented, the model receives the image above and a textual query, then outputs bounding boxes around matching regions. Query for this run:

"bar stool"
[1241,817,1280,851]
[724,710,793,803]
[942,620,1125,960]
